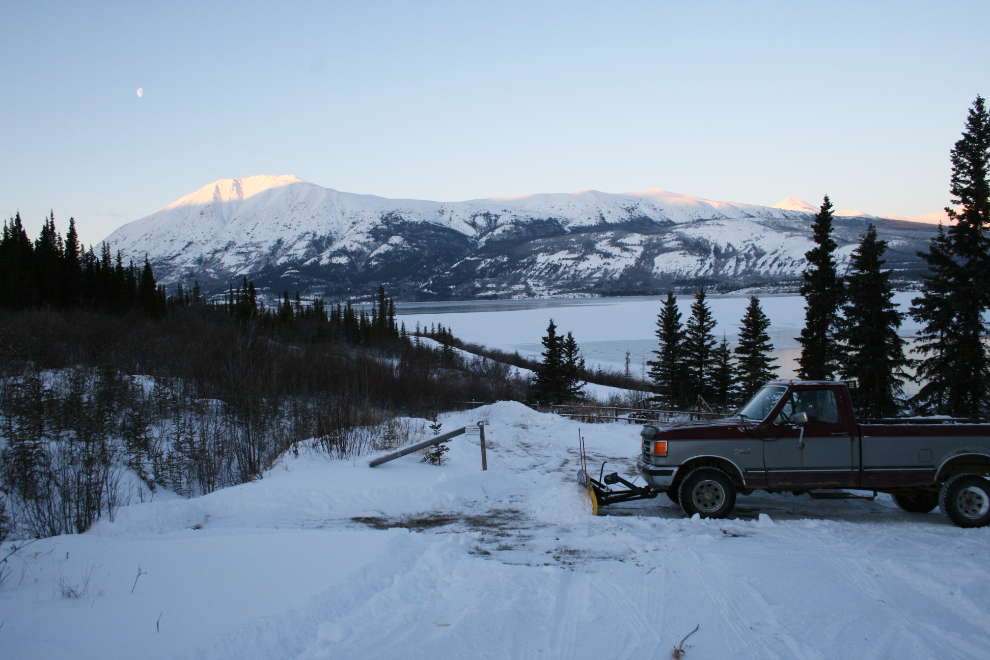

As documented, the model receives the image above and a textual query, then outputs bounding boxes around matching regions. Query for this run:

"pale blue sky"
[2,1,988,245]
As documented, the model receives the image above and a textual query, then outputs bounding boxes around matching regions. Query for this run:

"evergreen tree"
[139,256,161,318]
[911,96,990,417]
[797,195,845,380]
[945,96,990,415]
[33,212,62,306]
[0,212,35,308]
[683,288,718,406]
[529,319,567,405]
[647,291,687,408]
[710,335,736,411]
[838,224,909,418]
[62,218,81,307]
[910,225,955,412]
[561,332,586,402]
[734,296,778,399]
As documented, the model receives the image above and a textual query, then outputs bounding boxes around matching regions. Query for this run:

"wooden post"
[479,423,488,471]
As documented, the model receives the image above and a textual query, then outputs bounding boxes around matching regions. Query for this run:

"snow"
[3,402,988,659]
[103,177,816,280]
[773,197,819,213]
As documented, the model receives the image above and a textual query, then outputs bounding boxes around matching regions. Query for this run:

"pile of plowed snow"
[2,402,988,659]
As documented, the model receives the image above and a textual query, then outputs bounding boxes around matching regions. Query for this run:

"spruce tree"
[710,335,736,411]
[797,195,844,380]
[0,212,35,308]
[838,224,909,418]
[561,332,586,402]
[529,319,566,405]
[911,96,990,417]
[647,291,686,408]
[909,224,954,412]
[62,217,82,307]
[734,296,778,399]
[945,95,990,416]
[683,288,718,406]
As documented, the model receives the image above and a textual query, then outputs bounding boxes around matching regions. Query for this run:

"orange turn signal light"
[653,441,667,456]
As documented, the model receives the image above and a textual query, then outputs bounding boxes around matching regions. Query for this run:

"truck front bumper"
[637,458,678,490]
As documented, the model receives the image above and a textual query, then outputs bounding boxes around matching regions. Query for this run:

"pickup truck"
[635,380,990,528]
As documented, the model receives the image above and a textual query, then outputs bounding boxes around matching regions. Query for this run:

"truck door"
[763,387,857,487]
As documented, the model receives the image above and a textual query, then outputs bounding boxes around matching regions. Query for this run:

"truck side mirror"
[791,411,809,426]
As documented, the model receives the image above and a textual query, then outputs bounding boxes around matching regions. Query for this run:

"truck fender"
[934,452,990,484]
[673,455,748,490]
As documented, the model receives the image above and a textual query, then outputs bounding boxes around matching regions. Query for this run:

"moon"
[136,88,143,97]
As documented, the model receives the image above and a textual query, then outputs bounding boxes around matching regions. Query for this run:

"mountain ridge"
[105,176,942,300]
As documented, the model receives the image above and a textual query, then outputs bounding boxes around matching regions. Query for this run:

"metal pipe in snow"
[368,427,467,467]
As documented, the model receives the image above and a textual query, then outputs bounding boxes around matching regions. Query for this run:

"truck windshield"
[736,386,787,421]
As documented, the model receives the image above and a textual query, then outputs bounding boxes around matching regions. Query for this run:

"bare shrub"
[55,564,105,599]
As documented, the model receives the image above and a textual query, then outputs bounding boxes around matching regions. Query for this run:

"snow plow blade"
[577,431,657,515]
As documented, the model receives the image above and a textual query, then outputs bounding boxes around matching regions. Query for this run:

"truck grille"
[642,440,651,464]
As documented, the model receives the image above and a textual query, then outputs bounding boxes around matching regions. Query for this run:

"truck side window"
[774,389,840,425]
[774,398,795,425]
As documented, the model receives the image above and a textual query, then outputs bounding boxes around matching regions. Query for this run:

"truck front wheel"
[939,474,990,528]
[678,467,736,519]
[892,490,939,513]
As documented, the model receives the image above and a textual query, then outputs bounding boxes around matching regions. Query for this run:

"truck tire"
[678,467,736,519]
[939,474,990,528]
[892,491,939,513]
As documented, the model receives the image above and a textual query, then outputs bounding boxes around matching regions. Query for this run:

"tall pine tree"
[561,332,586,402]
[797,195,844,380]
[683,288,718,406]
[710,335,736,411]
[529,319,566,405]
[647,291,687,408]
[911,96,990,417]
[945,95,990,415]
[734,296,778,399]
[839,224,909,418]
[910,224,955,412]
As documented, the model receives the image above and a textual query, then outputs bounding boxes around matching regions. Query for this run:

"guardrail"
[548,404,724,424]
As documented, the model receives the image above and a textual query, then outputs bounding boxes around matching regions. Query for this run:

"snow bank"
[1,403,988,659]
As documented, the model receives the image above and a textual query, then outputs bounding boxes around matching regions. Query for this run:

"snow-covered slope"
[105,177,940,299]
[2,403,987,659]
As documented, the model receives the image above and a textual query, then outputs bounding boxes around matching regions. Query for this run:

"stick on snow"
[369,427,466,467]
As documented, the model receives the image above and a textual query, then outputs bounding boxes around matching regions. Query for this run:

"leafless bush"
[55,563,104,599]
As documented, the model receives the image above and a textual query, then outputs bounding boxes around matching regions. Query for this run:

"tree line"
[1,213,167,317]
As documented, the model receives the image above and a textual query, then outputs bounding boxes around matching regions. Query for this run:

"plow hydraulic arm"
[578,431,657,514]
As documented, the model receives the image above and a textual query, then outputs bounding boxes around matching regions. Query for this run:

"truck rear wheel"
[892,491,939,513]
[678,467,736,519]
[939,474,990,528]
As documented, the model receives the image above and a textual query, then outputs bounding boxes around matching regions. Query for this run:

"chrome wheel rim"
[956,486,990,519]
[692,480,725,513]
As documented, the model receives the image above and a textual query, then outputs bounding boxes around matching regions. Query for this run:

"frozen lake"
[395,292,923,385]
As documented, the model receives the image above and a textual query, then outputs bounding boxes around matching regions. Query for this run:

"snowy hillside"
[105,177,941,299]
[2,403,988,659]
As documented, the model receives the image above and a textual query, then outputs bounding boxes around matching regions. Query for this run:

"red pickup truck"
[631,380,990,527]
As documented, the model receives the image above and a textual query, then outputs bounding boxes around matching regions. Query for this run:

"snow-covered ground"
[2,402,988,659]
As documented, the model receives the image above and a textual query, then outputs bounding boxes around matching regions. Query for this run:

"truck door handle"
[831,432,849,437]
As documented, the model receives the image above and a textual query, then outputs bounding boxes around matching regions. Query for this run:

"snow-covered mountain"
[105,176,941,299]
